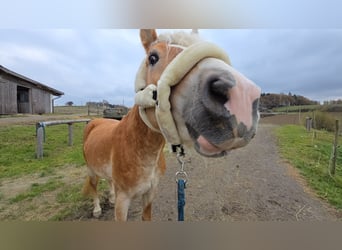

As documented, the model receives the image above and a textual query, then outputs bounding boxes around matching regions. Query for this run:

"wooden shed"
[0,65,64,115]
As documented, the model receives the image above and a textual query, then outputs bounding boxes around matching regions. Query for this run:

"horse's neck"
[119,105,165,153]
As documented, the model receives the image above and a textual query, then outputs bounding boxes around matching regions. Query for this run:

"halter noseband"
[135,41,231,145]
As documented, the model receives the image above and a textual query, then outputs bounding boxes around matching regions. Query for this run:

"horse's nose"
[224,67,261,130]
[202,68,261,130]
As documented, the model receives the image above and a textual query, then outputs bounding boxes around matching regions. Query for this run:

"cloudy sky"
[1,29,342,106]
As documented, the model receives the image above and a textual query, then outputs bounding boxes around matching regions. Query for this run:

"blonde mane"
[157,31,202,47]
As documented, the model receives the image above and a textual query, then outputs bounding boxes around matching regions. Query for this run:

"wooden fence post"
[306,117,312,131]
[330,120,339,176]
[36,126,44,159]
[35,119,90,159]
[68,123,73,146]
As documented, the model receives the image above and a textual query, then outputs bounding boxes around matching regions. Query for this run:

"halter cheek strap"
[135,41,231,145]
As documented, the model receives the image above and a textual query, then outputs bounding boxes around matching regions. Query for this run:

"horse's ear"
[140,29,158,53]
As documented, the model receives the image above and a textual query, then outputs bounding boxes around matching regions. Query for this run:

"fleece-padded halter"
[135,41,231,145]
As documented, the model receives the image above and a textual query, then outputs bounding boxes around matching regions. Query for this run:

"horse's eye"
[148,53,159,66]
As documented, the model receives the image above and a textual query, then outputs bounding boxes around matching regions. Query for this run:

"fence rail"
[36,119,90,159]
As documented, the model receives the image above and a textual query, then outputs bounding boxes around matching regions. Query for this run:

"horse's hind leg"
[91,180,102,218]
[108,179,115,204]
[83,171,101,218]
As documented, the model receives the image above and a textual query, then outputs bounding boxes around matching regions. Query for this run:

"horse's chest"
[134,160,160,196]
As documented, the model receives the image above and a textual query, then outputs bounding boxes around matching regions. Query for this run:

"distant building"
[0,65,63,114]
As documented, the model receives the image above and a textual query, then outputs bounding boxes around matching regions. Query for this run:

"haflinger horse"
[83,29,261,221]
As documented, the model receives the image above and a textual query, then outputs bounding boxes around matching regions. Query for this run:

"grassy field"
[273,104,342,113]
[0,123,85,178]
[0,123,92,220]
[0,106,127,220]
[54,105,106,115]
[275,125,342,208]
[273,105,320,113]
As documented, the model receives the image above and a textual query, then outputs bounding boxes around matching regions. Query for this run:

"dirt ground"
[0,114,340,221]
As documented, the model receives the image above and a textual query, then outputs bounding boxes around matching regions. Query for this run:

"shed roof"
[0,65,64,96]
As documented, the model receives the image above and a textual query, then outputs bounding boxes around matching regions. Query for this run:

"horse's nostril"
[208,76,235,104]
[208,77,230,104]
[201,72,236,116]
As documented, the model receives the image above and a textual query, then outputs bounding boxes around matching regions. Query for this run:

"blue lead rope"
[174,145,188,221]
[177,179,186,221]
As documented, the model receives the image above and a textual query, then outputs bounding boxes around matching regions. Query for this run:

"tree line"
[65,100,128,109]
[260,92,319,110]
[85,100,127,109]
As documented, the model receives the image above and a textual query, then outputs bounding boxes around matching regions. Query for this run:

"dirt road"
[80,123,339,221]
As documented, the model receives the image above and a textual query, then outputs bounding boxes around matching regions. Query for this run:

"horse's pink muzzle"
[183,59,261,157]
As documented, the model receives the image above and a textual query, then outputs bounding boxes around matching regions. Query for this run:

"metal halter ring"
[175,171,188,184]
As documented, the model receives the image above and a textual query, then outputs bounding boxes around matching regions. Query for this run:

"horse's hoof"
[93,208,102,218]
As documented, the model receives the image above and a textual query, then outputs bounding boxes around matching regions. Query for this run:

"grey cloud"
[205,29,342,102]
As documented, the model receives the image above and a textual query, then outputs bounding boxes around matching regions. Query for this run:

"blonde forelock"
[157,31,202,47]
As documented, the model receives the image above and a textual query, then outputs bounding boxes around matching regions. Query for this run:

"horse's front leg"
[141,188,156,221]
[114,191,131,221]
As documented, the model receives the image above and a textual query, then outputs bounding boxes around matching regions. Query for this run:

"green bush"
[313,111,337,132]
[321,104,342,112]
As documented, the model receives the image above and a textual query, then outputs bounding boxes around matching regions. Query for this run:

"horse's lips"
[196,135,227,157]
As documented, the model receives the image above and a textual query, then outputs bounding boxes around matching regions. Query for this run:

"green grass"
[51,179,110,221]
[275,125,342,209]
[0,123,86,179]
[54,105,90,114]
[273,105,320,112]
[49,182,87,221]
[0,121,109,221]
[54,105,105,116]
[9,179,64,203]
[273,105,342,123]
